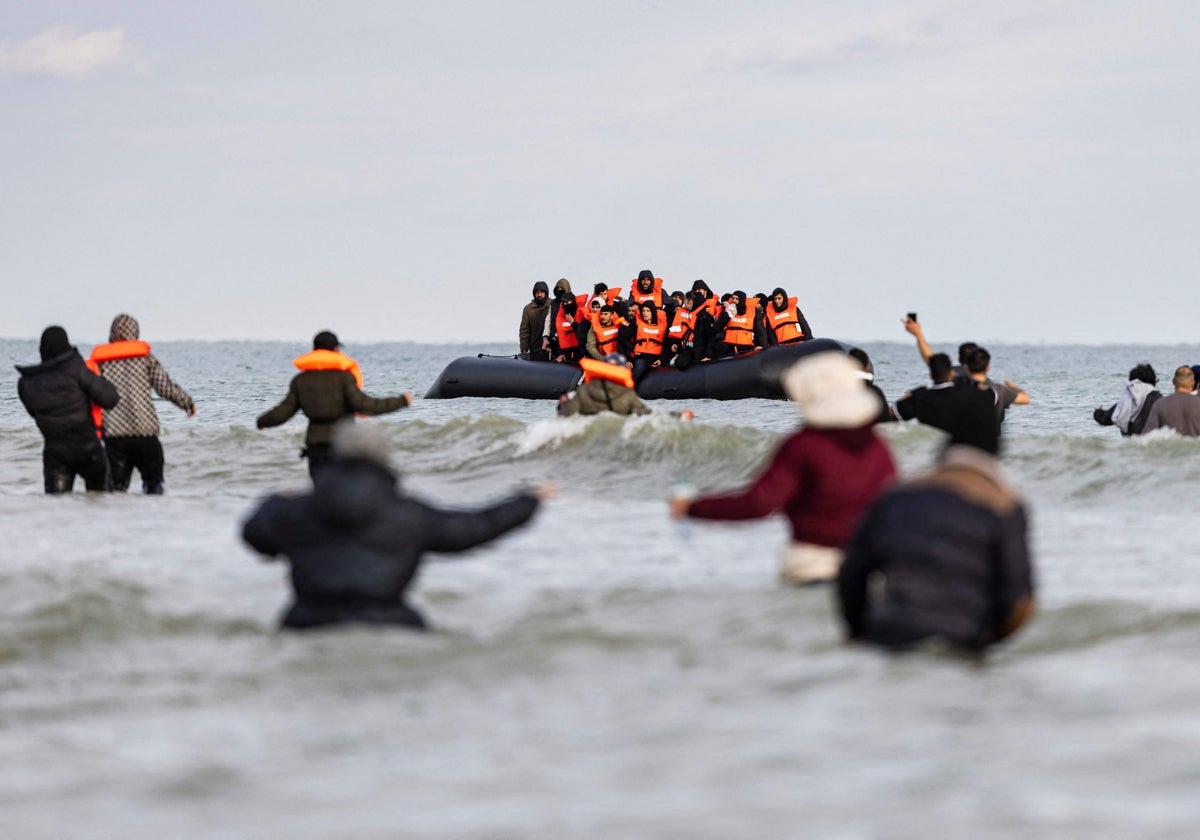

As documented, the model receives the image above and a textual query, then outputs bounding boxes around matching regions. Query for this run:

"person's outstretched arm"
[682,444,801,521]
[147,355,195,414]
[256,380,301,428]
[420,492,542,554]
[345,376,412,416]
[904,317,935,362]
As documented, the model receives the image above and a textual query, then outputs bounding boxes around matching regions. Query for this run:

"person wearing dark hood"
[838,445,1034,656]
[670,353,896,584]
[629,269,667,308]
[764,287,813,345]
[519,281,551,361]
[16,325,120,494]
[713,290,767,357]
[243,420,554,631]
[543,278,587,363]
[88,313,195,494]
[256,331,412,480]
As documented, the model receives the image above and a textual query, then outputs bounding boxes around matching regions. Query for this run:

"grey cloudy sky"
[3,1,1197,345]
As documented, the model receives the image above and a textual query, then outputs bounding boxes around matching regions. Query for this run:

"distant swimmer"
[16,326,119,494]
[89,313,195,494]
[243,421,553,631]
[1094,363,1161,437]
[256,330,412,479]
[670,352,895,585]
[839,444,1035,656]
[1141,366,1200,437]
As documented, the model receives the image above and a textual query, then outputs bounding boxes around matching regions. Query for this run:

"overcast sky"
[3,1,1198,346]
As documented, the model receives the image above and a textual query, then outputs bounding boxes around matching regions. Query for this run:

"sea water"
[2,338,1199,838]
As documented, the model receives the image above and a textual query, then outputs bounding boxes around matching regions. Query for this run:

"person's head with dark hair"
[313,330,340,351]
[770,287,789,311]
[965,346,990,375]
[691,279,713,298]
[594,282,608,295]
[683,291,699,311]
[1129,363,1157,386]
[639,302,657,323]
[636,270,655,293]
[39,326,72,361]
[958,342,979,365]
[848,348,870,372]
[928,353,954,383]
[1190,365,1200,388]
[670,290,684,307]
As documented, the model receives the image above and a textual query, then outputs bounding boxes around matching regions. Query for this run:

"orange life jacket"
[579,357,635,389]
[667,308,697,345]
[589,315,622,357]
[767,297,805,343]
[605,287,622,305]
[629,276,664,305]
[700,296,722,320]
[293,349,364,388]
[555,304,581,350]
[86,340,152,435]
[634,314,665,357]
[724,297,760,348]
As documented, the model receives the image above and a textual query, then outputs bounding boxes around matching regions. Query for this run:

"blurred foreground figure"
[242,421,551,631]
[670,352,895,584]
[16,326,119,494]
[838,445,1035,654]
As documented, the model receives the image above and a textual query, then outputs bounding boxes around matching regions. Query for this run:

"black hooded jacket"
[16,349,119,443]
[242,456,541,629]
[519,281,551,354]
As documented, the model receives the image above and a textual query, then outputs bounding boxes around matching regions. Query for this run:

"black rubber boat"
[424,338,860,401]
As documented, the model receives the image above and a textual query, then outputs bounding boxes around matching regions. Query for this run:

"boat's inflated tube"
[424,339,857,401]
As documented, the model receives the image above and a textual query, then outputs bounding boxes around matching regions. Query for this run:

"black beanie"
[39,326,71,361]
[313,330,340,350]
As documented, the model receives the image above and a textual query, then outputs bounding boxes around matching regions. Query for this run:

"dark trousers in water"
[107,435,166,494]
[43,436,110,494]
[281,598,428,630]
[303,443,333,481]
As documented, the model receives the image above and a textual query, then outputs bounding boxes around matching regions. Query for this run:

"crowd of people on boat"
[518,270,813,381]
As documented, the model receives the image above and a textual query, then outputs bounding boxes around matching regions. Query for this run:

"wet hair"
[964,347,990,374]
[957,342,979,365]
[848,348,871,371]
[1129,363,1156,385]
[928,352,954,383]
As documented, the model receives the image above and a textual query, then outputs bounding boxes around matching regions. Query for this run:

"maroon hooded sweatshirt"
[686,426,896,548]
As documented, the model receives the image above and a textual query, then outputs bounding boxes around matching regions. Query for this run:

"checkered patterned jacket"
[96,314,194,438]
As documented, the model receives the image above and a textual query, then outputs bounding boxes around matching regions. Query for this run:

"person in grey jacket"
[242,421,554,630]
[17,326,119,494]
[91,313,196,494]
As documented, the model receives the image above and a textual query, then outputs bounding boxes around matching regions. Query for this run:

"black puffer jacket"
[242,457,541,629]
[16,349,119,442]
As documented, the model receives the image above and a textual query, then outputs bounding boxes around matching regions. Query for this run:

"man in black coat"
[16,325,120,493]
[242,421,552,630]
[838,445,1035,655]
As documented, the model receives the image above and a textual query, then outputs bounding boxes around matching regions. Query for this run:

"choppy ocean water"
[2,337,1200,838]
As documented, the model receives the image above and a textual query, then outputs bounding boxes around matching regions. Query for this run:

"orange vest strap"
[579,357,635,389]
[89,340,151,363]
[293,350,364,388]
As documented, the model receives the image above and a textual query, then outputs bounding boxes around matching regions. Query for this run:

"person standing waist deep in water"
[90,313,196,494]
[16,325,119,494]
[256,330,413,479]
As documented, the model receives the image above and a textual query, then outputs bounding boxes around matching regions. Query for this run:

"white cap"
[782,352,880,429]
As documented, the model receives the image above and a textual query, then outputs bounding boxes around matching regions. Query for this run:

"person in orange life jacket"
[670,352,896,584]
[90,313,196,494]
[713,290,767,357]
[518,281,551,361]
[665,292,701,370]
[629,269,667,308]
[256,330,413,480]
[544,278,587,363]
[17,326,120,494]
[625,301,668,383]
[558,353,650,417]
[584,305,627,360]
[669,290,685,309]
[764,287,812,346]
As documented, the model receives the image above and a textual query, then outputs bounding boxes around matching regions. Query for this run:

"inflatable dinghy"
[424,338,860,401]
